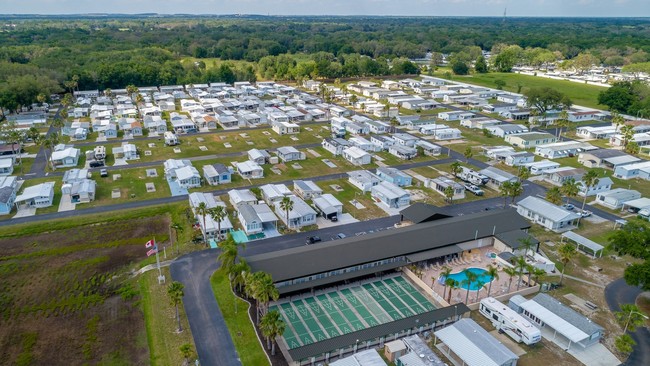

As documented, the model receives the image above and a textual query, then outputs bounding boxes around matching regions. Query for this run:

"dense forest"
[0,16,649,113]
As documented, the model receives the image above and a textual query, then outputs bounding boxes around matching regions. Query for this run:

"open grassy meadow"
[440,71,607,109]
[0,215,174,365]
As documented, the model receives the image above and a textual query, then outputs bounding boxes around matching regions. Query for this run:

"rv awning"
[406,245,462,263]
[561,231,604,258]
[519,300,589,344]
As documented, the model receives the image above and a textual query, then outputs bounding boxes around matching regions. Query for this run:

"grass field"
[439,71,607,109]
[140,267,195,366]
[0,215,172,365]
[320,178,389,221]
[210,269,270,366]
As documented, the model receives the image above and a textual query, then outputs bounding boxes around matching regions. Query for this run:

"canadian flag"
[145,239,154,248]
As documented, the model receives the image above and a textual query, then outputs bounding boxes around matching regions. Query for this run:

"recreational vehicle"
[456,166,489,186]
[479,297,541,345]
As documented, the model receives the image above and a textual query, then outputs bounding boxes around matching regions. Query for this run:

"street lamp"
[624,309,649,334]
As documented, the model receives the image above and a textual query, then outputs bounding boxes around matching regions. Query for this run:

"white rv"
[164,131,179,146]
[456,166,489,186]
[479,297,541,345]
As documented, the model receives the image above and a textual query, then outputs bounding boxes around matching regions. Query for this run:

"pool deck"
[423,245,521,305]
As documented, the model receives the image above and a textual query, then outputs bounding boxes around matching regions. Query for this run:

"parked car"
[579,210,592,217]
[463,183,484,196]
[336,233,346,239]
[562,203,575,211]
[305,236,322,245]
[89,160,104,168]
[100,169,108,177]
[330,216,338,222]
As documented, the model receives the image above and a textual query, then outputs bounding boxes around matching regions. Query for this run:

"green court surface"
[273,275,437,350]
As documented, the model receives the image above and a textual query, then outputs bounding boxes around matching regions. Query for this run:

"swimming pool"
[443,267,493,291]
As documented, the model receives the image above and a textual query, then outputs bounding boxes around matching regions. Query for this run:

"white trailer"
[456,166,489,186]
[479,297,541,345]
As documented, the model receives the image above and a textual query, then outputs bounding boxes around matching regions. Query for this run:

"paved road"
[170,250,243,366]
[169,215,401,366]
[604,278,650,366]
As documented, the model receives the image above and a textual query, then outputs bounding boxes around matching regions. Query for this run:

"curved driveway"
[605,278,650,365]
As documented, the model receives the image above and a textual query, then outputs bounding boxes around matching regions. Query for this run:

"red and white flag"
[146,247,158,257]
[145,239,154,248]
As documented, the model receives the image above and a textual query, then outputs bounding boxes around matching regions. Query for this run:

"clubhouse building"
[245,206,534,365]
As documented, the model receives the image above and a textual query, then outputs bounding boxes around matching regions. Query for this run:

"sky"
[1,0,648,17]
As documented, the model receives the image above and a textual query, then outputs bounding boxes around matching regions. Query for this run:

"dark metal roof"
[246,209,530,282]
[399,203,452,224]
[495,230,539,250]
[286,304,471,361]
[406,245,462,263]
[277,260,405,295]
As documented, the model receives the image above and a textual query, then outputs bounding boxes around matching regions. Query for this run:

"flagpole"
[154,237,164,284]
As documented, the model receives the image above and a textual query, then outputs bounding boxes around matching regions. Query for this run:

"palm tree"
[612,111,625,133]
[561,178,580,205]
[509,181,524,204]
[503,266,517,293]
[249,272,280,323]
[518,235,536,257]
[167,281,185,332]
[443,186,454,204]
[615,304,648,333]
[531,267,547,287]
[440,265,452,295]
[208,206,227,242]
[463,270,478,304]
[450,162,462,178]
[170,222,184,254]
[556,110,570,139]
[546,187,563,205]
[463,147,473,162]
[230,259,250,294]
[515,256,528,290]
[279,196,294,230]
[349,94,358,107]
[485,265,499,297]
[446,279,458,303]
[577,169,599,226]
[104,88,113,98]
[260,309,286,355]
[195,202,208,244]
[42,132,60,171]
[475,280,486,302]
[558,243,577,285]
[218,234,240,274]
[517,166,530,183]
[500,181,513,208]
[52,117,65,132]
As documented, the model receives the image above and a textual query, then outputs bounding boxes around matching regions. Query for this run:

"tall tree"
[615,303,648,333]
[444,186,455,204]
[208,206,227,242]
[508,181,524,204]
[558,243,577,285]
[485,265,499,297]
[217,234,240,274]
[474,55,488,73]
[503,266,517,293]
[464,270,478,304]
[196,202,208,244]
[577,170,599,226]
[260,310,286,355]
[446,279,458,304]
[546,187,563,205]
[463,147,473,162]
[170,222,184,254]
[561,178,580,204]
[500,181,513,208]
[515,256,528,291]
[279,196,294,230]
[167,281,185,332]
[450,162,462,178]
[524,87,572,125]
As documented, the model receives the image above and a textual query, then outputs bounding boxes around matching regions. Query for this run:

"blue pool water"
[443,267,493,291]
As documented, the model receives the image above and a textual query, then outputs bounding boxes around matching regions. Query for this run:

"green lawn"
[90,167,171,207]
[438,72,607,109]
[140,268,195,366]
[319,178,389,221]
[210,269,270,366]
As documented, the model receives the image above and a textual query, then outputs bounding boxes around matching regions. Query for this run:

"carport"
[561,231,604,258]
